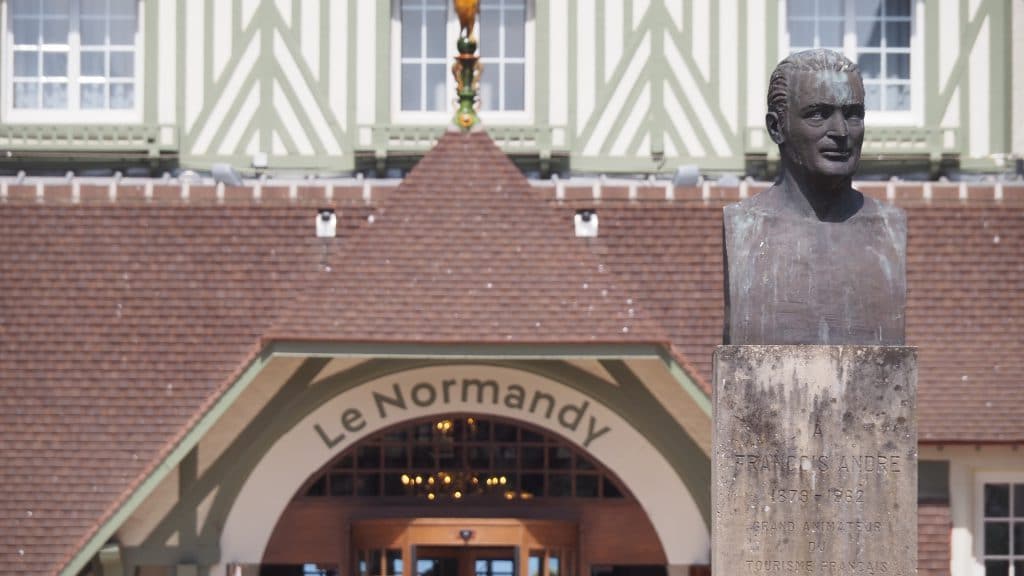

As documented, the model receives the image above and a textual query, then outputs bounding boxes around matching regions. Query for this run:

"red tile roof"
[266,131,668,345]
[0,131,1021,574]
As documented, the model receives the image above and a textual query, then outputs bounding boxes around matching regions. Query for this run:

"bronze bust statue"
[723,49,907,345]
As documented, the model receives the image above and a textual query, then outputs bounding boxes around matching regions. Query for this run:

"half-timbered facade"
[0,0,1021,176]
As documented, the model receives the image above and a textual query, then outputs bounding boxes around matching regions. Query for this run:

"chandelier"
[398,418,534,502]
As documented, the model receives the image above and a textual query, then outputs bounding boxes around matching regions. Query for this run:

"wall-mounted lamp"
[574,209,598,238]
[316,208,337,238]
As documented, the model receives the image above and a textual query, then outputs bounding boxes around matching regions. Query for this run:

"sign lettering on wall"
[312,378,613,450]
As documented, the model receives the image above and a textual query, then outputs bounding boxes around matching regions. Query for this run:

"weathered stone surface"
[712,346,917,575]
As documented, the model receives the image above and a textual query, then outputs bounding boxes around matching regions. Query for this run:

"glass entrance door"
[414,546,516,576]
[352,519,575,576]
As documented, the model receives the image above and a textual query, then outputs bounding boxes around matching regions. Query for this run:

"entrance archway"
[262,416,654,576]
[216,365,708,570]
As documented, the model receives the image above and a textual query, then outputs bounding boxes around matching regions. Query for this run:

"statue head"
[766,49,866,182]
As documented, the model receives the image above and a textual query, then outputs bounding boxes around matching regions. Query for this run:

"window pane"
[13,82,39,108]
[110,52,134,77]
[1014,522,1024,556]
[522,446,544,468]
[480,10,500,58]
[858,54,881,79]
[549,474,571,497]
[43,18,69,44]
[548,446,572,469]
[11,0,37,16]
[575,474,599,497]
[986,484,1011,517]
[1015,562,1024,576]
[356,473,380,496]
[425,63,446,111]
[985,522,1010,555]
[14,52,39,77]
[789,20,814,47]
[789,0,814,16]
[43,53,67,77]
[13,19,40,44]
[82,0,106,17]
[521,473,543,496]
[864,83,881,110]
[401,63,421,109]
[886,0,912,17]
[886,53,910,79]
[506,5,525,58]
[857,20,882,47]
[480,68,498,110]
[885,85,910,111]
[329,473,353,496]
[81,19,107,45]
[110,0,135,16]
[110,20,136,45]
[401,10,422,58]
[42,83,68,108]
[110,83,134,108]
[886,21,911,48]
[856,0,884,17]
[818,0,843,18]
[504,62,525,110]
[81,83,106,108]
[1015,484,1024,516]
[818,20,843,48]
[984,561,1009,576]
[43,0,69,15]
[425,7,446,58]
[81,51,105,76]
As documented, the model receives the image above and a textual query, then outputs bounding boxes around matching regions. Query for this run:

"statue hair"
[767,49,862,122]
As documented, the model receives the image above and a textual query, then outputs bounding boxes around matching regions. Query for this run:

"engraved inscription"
[712,346,917,576]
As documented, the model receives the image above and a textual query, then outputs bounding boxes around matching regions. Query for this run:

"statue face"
[779,70,865,179]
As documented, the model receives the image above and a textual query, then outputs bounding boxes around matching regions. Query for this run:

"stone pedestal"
[712,346,917,576]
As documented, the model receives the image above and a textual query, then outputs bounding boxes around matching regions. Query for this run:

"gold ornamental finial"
[451,0,482,130]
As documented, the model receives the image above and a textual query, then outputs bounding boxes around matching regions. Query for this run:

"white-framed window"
[479,0,525,112]
[4,0,142,123]
[391,0,532,124]
[399,0,448,113]
[977,474,1024,576]
[783,0,921,125]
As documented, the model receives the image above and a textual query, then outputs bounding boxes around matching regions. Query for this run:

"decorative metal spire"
[452,0,482,130]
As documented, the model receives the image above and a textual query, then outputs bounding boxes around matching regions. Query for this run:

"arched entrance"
[261,416,663,576]
[215,364,708,571]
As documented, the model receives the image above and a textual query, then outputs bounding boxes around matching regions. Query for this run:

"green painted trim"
[533,0,550,153]
[346,0,359,152]
[572,155,745,172]
[59,349,272,576]
[989,0,1010,154]
[375,0,391,131]
[659,350,712,418]
[259,4,274,154]
[647,2,664,156]
[599,359,711,526]
[269,341,667,359]
[175,0,186,145]
[143,0,159,125]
